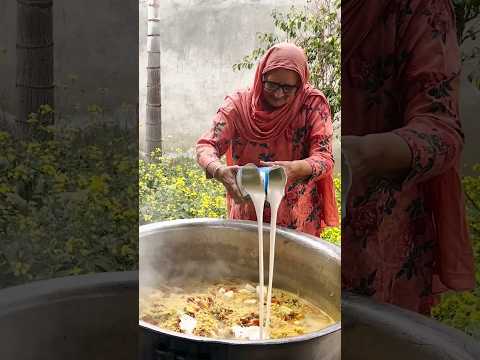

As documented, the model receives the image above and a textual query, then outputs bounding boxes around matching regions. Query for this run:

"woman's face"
[262,68,300,109]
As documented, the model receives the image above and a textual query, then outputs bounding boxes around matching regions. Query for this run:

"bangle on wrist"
[205,161,221,179]
[212,164,225,179]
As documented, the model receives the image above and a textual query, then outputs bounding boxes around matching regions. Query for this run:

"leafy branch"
[454,0,480,88]
[233,0,341,116]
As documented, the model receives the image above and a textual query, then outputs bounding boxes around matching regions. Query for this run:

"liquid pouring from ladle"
[264,165,287,335]
[236,163,267,339]
[236,164,287,339]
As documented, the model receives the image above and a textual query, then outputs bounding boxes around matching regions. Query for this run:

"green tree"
[454,0,480,88]
[432,1,480,322]
[454,0,480,44]
[432,165,480,339]
[233,0,341,116]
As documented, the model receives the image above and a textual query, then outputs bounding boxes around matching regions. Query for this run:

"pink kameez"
[197,43,338,237]
[342,0,475,314]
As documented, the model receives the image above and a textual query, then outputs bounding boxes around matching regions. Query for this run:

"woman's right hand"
[214,165,245,204]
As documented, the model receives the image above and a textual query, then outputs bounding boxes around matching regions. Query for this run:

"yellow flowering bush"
[323,175,341,245]
[140,150,227,223]
[0,107,138,287]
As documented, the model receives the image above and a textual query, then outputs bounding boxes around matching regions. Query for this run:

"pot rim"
[139,319,341,345]
[139,218,341,259]
[0,271,137,317]
[139,218,341,345]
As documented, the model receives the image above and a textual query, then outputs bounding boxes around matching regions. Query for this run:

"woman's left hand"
[342,133,411,183]
[259,160,312,182]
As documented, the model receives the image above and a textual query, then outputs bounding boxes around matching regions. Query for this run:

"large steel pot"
[0,271,138,360]
[342,292,480,359]
[139,219,341,360]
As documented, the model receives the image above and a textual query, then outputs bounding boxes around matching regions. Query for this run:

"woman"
[196,42,338,237]
[342,0,475,314]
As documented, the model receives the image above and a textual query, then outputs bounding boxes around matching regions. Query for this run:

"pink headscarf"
[222,42,339,228]
[222,42,323,142]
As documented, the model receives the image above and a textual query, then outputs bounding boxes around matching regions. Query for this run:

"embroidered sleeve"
[304,96,335,180]
[392,0,463,187]
[196,110,235,169]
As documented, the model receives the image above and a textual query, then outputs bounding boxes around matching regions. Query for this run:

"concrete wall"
[0,0,138,125]
[459,19,480,175]
[139,0,314,150]
[139,0,342,171]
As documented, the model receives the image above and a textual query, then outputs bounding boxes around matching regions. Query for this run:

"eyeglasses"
[262,80,298,95]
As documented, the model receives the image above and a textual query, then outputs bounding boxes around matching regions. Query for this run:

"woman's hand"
[341,136,372,182]
[214,165,245,204]
[259,160,312,182]
[342,133,412,183]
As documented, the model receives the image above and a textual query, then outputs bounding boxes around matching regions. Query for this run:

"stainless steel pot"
[0,272,138,360]
[139,218,341,360]
[342,292,480,360]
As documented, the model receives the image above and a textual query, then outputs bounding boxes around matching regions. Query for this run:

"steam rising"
[139,231,258,291]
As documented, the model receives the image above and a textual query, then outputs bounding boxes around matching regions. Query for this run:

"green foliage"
[454,0,480,88]
[0,107,138,288]
[233,0,341,115]
[432,165,480,339]
[454,0,480,44]
[139,152,341,245]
